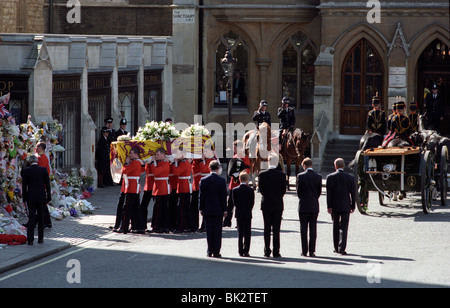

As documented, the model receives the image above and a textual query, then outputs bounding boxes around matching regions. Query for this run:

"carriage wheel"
[440,146,448,207]
[421,150,435,214]
[353,150,369,214]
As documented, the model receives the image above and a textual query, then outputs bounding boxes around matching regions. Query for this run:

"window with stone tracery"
[282,31,317,109]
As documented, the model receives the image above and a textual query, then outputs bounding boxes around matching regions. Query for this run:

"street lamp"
[220,50,237,124]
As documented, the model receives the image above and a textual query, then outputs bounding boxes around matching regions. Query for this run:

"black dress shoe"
[207,253,212,257]
[38,239,44,244]
[340,251,347,255]
[309,252,316,257]
[213,253,222,258]
[273,253,281,258]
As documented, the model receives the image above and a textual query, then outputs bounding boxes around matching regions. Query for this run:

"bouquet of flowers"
[133,120,180,142]
[181,123,210,137]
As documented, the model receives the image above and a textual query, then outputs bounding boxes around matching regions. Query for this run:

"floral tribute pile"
[0,94,96,246]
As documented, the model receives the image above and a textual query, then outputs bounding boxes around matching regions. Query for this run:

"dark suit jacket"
[199,172,227,216]
[326,169,355,212]
[231,183,255,220]
[296,169,322,213]
[21,164,51,204]
[258,167,286,212]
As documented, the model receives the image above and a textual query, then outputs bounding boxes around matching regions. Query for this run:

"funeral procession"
[0,0,449,292]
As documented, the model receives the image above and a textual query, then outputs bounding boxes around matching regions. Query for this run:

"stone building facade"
[0,33,172,185]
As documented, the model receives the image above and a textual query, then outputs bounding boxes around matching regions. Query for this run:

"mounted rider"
[277,96,296,146]
[252,100,271,128]
[366,95,387,136]
[382,101,412,146]
[408,101,419,132]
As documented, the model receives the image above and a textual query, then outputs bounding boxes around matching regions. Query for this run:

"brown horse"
[279,128,310,190]
[242,122,272,188]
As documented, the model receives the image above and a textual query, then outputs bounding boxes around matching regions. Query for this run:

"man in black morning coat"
[296,157,322,257]
[326,158,356,255]
[21,155,51,245]
[199,160,228,257]
[258,153,286,257]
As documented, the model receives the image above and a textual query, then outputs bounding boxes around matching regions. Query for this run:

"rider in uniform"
[408,101,419,132]
[277,96,296,146]
[383,101,412,146]
[366,95,387,136]
[252,100,271,127]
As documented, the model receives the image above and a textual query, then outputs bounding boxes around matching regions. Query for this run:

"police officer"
[277,97,296,145]
[366,95,387,136]
[116,118,128,137]
[424,84,444,133]
[252,100,271,127]
[408,101,419,132]
[104,117,117,143]
[95,126,113,187]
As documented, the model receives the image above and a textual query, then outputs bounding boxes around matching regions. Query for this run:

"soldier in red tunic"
[121,148,145,234]
[140,162,154,232]
[150,148,171,233]
[190,147,217,232]
[172,152,193,232]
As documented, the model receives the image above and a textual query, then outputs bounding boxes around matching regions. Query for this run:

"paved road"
[0,181,449,290]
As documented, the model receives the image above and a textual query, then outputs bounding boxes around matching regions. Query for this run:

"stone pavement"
[0,171,311,275]
[0,184,121,274]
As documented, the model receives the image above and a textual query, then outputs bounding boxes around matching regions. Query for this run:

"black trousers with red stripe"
[121,193,142,233]
[151,195,169,232]
[176,193,192,232]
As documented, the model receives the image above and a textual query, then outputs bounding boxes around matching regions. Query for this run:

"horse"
[349,132,383,171]
[242,122,272,189]
[279,128,310,190]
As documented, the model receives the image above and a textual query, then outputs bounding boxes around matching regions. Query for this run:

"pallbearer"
[121,148,145,234]
[140,160,154,232]
[150,148,171,233]
[191,145,217,231]
[172,150,193,232]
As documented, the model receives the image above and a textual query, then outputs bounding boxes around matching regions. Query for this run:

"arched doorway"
[417,39,450,136]
[341,39,384,135]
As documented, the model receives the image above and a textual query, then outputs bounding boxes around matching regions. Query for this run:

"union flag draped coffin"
[110,135,214,165]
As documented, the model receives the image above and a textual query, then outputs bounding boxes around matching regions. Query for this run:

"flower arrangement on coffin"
[181,123,210,138]
[133,120,180,142]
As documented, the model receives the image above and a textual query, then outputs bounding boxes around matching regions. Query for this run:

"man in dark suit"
[199,160,228,257]
[230,172,255,257]
[424,84,444,133]
[258,154,286,257]
[21,155,51,245]
[296,157,322,257]
[326,158,355,255]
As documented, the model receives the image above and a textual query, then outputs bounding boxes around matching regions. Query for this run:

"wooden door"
[417,39,450,136]
[341,39,384,135]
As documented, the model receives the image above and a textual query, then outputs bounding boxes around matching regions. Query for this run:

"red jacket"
[171,159,192,194]
[192,158,214,192]
[229,154,251,190]
[143,164,154,192]
[37,153,50,174]
[150,160,171,196]
[122,160,144,194]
